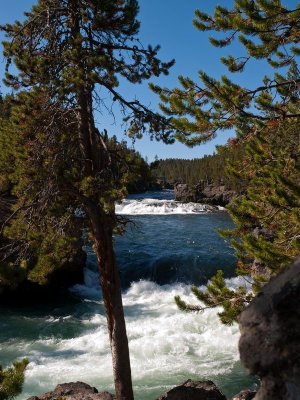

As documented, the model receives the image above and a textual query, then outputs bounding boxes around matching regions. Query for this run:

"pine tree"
[0,359,28,400]
[0,2,175,399]
[151,1,300,145]
[175,120,300,324]
[0,94,155,292]
[157,0,300,324]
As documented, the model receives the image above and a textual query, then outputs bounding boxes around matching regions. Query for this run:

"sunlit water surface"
[0,191,257,399]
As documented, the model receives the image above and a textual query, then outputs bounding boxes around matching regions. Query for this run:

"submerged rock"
[156,379,226,400]
[27,381,114,400]
[239,256,300,400]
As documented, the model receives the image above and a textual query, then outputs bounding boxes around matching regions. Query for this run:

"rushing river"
[0,191,257,399]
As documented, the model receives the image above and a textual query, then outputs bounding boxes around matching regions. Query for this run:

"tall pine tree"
[0,2,175,399]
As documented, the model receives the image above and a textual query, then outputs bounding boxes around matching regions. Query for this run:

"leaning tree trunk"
[87,205,134,400]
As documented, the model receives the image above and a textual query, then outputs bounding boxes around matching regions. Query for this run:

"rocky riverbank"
[174,183,238,206]
[27,380,255,400]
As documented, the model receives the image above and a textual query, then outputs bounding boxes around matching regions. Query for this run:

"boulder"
[156,379,226,400]
[239,256,300,400]
[27,382,114,400]
[231,389,256,400]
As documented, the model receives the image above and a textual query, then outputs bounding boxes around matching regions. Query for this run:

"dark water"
[0,191,257,399]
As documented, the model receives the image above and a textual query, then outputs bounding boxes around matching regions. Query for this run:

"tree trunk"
[68,3,134,395]
[87,204,134,400]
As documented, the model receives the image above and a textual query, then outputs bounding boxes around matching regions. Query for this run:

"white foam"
[116,199,218,215]
[16,277,243,400]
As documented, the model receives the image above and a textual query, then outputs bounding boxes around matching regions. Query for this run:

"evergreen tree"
[175,120,300,324]
[0,2,175,399]
[0,91,86,289]
[152,0,300,323]
[152,144,244,188]
[151,0,300,144]
[0,94,155,292]
[0,359,28,400]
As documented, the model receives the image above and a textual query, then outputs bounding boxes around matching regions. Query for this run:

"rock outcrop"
[174,183,237,206]
[174,183,199,202]
[239,256,300,400]
[156,379,226,400]
[27,382,114,400]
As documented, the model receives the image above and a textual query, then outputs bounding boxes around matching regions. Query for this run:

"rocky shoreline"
[174,183,239,206]
[28,380,255,400]
[129,179,239,206]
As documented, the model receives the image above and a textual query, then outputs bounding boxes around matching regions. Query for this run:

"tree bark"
[87,204,134,400]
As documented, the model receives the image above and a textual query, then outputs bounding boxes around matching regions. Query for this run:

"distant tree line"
[151,144,245,189]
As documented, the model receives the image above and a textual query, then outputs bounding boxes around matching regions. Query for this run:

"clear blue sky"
[0,0,275,161]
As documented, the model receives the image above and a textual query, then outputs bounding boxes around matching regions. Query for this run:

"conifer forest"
[0,1,299,400]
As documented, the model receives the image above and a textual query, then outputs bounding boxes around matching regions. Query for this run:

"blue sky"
[0,0,279,161]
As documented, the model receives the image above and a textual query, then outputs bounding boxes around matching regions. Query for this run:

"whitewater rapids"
[13,271,251,400]
[116,198,224,215]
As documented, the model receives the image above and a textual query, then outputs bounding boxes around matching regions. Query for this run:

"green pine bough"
[0,359,28,400]
[148,0,300,324]
[175,121,300,324]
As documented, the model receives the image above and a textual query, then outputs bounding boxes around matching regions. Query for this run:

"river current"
[0,191,257,399]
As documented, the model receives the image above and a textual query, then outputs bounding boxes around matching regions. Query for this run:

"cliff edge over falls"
[27,256,300,400]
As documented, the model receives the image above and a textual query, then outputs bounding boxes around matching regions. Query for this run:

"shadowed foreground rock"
[155,379,226,400]
[27,382,114,400]
[239,256,300,400]
[28,380,228,400]
[232,389,256,400]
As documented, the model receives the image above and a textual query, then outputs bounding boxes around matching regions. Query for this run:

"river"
[0,190,257,399]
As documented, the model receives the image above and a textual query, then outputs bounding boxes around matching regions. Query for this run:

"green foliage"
[152,143,245,188]
[0,359,28,400]
[0,91,155,291]
[0,91,84,289]
[175,270,252,325]
[224,120,300,286]
[176,119,299,324]
[152,0,300,144]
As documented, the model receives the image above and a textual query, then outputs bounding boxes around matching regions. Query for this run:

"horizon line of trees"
[151,144,245,190]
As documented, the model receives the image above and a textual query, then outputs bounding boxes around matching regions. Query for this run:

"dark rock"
[239,256,300,400]
[231,389,256,399]
[156,179,175,190]
[174,182,237,206]
[201,184,237,206]
[27,382,114,400]
[174,184,199,202]
[156,379,226,400]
